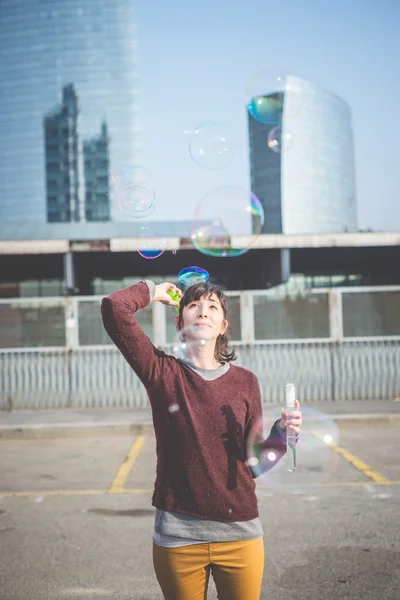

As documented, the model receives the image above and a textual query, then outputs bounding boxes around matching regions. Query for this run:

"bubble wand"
[285,383,297,472]
[167,289,181,312]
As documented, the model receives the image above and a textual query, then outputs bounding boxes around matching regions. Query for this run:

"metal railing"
[1,286,399,409]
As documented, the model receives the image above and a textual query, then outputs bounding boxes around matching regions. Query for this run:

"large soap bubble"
[191,186,264,257]
[246,406,340,494]
[247,70,303,125]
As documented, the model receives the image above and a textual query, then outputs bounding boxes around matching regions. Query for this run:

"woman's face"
[177,294,228,341]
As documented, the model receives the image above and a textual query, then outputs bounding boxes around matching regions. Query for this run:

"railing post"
[328,289,343,341]
[65,296,79,349]
[328,289,343,402]
[240,291,255,344]
[65,296,79,408]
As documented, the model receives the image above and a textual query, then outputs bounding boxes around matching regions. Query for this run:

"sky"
[135,0,400,232]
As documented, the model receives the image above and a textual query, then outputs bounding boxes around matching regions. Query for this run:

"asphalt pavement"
[0,422,399,599]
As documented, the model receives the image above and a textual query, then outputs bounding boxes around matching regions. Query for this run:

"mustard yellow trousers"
[153,537,264,600]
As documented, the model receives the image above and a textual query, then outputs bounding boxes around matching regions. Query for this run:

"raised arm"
[101,280,181,387]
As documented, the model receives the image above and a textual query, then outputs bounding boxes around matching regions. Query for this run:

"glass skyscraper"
[249,75,357,234]
[0,0,140,224]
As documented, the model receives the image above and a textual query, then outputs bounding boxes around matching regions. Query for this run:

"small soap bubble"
[189,121,235,170]
[178,266,209,286]
[172,325,211,362]
[112,166,155,217]
[138,243,166,260]
[267,125,293,154]
[138,223,168,260]
[246,406,340,493]
[168,404,179,413]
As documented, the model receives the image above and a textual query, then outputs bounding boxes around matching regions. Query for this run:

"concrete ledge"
[333,414,400,427]
[0,421,155,440]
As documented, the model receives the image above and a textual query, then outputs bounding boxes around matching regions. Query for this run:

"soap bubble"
[112,166,155,217]
[178,266,209,286]
[138,223,167,260]
[191,186,264,257]
[267,125,293,154]
[189,121,235,169]
[172,325,212,362]
[138,247,165,259]
[247,70,303,125]
[246,406,340,493]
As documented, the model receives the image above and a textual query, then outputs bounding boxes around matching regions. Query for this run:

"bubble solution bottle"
[285,383,297,472]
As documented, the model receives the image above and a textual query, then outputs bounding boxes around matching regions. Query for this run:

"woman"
[101,279,302,600]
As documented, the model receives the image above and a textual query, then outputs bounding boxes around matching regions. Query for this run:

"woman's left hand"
[279,399,302,434]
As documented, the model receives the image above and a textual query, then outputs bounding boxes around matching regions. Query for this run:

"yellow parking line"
[108,435,146,493]
[312,432,391,484]
[0,488,153,498]
[330,443,390,484]
[1,481,400,498]
[257,480,400,489]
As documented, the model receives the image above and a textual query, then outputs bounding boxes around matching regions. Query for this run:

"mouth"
[195,323,211,328]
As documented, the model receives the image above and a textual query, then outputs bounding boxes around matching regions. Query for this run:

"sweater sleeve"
[100,280,164,387]
[245,376,287,478]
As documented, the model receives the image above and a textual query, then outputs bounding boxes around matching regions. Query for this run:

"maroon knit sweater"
[101,281,286,522]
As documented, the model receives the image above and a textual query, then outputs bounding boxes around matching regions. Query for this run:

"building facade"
[0,0,139,224]
[83,122,110,222]
[44,84,86,223]
[249,75,358,234]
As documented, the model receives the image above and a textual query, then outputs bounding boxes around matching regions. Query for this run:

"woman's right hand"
[154,282,183,308]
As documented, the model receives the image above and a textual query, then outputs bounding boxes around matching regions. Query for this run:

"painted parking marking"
[327,441,390,484]
[108,435,146,493]
[0,488,154,498]
[0,481,399,499]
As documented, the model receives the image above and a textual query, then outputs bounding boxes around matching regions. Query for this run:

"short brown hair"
[177,282,237,363]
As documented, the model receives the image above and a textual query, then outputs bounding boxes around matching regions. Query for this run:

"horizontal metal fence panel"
[70,348,149,408]
[1,287,400,409]
[333,340,400,400]
[1,340,398,409]
[0,350,70,409]
[236,343,333,403]
[78,299,153,346]
[0,301,66,348]
[78,301,113,346]
[342,291,400,337]
[253,293,330,340]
